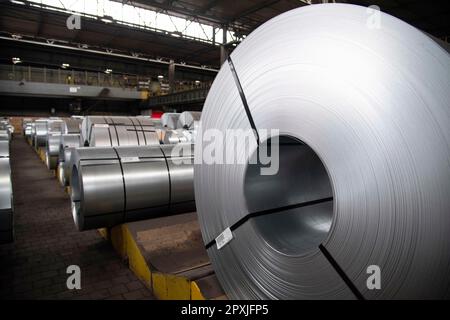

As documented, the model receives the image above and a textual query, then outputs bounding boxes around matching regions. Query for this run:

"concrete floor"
[0,135,153,300]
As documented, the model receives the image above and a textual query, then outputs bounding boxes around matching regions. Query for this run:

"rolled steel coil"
[163,129,193,145]
[161,113,180,129]
[177,111,201,130]
[62,118,82,134]
[194,4,450,299]
[70,144,195,231]
[44,120,65,169]
[47,119,64,136]
[0,140,13,243]
[24,123,33,138]
[0,130,9,142]
[57,134,81,186]
[22,118,32,136]
[81,116,160,147]
[45,134,62,170]
[30,121,37,145]
[34,119,50,147]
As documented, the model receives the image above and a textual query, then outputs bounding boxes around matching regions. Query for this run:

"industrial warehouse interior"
[1,0,450,307]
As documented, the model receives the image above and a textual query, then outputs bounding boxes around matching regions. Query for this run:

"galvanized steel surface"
[0,139,13,243]
[70,144,195,231]
[194,4,450,299]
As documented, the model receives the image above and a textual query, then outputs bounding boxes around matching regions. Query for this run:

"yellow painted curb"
[101,224,207,300]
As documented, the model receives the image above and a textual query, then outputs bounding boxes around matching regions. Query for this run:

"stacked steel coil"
[34,118,59,148]
[0,118,14,139]
[45,118,83,170]
[0,133,13,243]
[62,118,82,134]
[70,144,195,231]
[194,4,450,299]
[57,135,81,186]
[22,118,33,138]
[162,111,201,145]
[80,116,160,147]
[44,119,65,169]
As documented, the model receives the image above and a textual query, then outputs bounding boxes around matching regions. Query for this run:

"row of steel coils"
[25,113,199,233]
[0,118,13,243]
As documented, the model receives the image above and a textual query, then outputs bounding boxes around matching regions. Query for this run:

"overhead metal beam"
[121,0,229,26]
[226,0,280,24]
[0,36,219,73]
[199,0,222,14]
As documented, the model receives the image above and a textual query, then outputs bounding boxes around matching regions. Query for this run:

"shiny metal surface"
[34,120,48,147]
[162,129,191,144]
[45,134,61,169]
[63,118,82,134]
[195,4,450,299]
[44,119,65,169]
[161,113,180,129]
[57,134,81,185]
[0,130,9,142]
[0,140,13,243]
[177,111,201,129]
[22,118,32,136]
[81,116,160,147]
[70,144,195,231]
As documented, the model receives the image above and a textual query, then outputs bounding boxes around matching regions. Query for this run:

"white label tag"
[216,227,233,250]
[94,124,109,128]
[121,156,140,163]
[69,87,79,93]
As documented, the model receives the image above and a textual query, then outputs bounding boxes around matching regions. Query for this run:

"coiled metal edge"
[70,144,195,231]
[194,4,450,299]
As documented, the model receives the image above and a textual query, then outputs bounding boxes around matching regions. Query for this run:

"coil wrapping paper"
[57,134,81,186]
[70,144,195,231]
[194,4,450,299]
[0,140,13,243]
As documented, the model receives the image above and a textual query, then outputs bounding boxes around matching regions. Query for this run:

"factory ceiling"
[0,0,448,70]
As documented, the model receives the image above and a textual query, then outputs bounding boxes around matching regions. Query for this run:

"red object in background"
[151,111,163,119]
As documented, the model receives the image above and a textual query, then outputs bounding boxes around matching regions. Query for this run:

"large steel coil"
[0,140,13,243]
[194,4,450,299]
[45,135,62,170]
[44,120,65,169]
[81,116,160,147]
[34,119,52,147]
[57,134,81,186]
[70,144,195,231]
[33,118,61,149]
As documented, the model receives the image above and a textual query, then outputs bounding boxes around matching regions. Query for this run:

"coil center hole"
[244,135,334,256]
